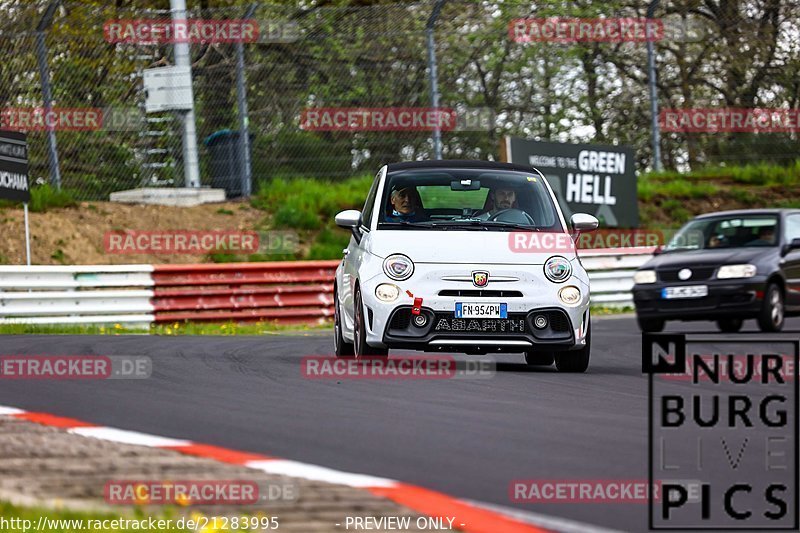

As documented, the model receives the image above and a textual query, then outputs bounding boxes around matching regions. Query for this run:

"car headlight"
[375,283,400,302]
[559,285,581,306]
[717,264,757,279]
[544,256,572,283]
[634,270,657,284]
[383,254,414,281]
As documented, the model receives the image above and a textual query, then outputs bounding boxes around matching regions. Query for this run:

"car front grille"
[437,289,524,297]
[658,267,716,282]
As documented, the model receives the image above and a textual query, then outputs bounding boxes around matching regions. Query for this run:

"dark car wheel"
[757,283,784,332]
[555,321,590,373]
[716,318,743,333]
[637,316,665,333]
[353,288,388,358]
[334,285,354,358]
[524,351,554,366]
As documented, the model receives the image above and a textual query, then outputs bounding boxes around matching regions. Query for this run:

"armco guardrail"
[151,261,337,324]
[0,265,155,326]
[579,248,655,306]
[0,251,652,326]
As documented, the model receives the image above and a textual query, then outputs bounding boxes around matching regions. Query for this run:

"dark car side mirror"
[652,245,664,255]
[781,237,800,256]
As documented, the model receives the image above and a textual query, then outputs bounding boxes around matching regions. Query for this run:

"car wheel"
[353,287,388,358]
[757,283,784,332]
[716,318,743,333]
[334,285,354,358]
[555,321,590,373]
[524,351,554,366]
[637,316,665,333]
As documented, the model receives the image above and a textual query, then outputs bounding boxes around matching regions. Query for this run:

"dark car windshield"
[376,168,563,231]
[664,214,779,252]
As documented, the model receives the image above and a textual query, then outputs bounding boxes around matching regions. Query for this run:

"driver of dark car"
[747,226,776,246]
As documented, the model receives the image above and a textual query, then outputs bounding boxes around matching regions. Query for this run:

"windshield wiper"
[477,221,543,231]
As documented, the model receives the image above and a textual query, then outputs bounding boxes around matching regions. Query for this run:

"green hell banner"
[503,137,638,227]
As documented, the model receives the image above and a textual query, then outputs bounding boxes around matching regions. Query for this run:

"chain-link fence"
[1,0,799,201]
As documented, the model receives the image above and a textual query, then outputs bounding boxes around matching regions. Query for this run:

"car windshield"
[663,214,779,252]
[377,168,563,231]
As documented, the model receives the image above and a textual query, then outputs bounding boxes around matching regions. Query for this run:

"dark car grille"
[658,267,716,282]
[438,289,524,298]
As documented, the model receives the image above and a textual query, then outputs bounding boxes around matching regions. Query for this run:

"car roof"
[385,159,538,173]
[694,208,800,219]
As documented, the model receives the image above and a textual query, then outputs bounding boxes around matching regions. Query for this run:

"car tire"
[716,318,743,333]
[555,321,591,373]
[353,287,388,357]
[334,285,354,358]
[637,316,665,333]
[524,351,554,366]
[757,283,784,332]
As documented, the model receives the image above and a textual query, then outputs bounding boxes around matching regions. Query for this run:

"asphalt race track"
[2,315,799,532]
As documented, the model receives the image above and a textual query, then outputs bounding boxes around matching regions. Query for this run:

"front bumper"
[381,306,584,352]
[633,278,766,321]
[357,262,591,352]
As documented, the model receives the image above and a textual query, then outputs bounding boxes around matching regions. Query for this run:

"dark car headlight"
[717,264,757,279]
[634,270,657,284]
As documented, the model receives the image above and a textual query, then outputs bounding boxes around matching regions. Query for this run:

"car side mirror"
[570,213,599,233]
[781,237,800,256]
[652,244,664,255]
[335,209,362,229]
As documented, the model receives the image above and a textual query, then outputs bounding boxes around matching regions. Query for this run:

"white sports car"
[333,160,599,372]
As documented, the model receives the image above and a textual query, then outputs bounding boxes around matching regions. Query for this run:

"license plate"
[455,302,507,318]
[662,285,708,299]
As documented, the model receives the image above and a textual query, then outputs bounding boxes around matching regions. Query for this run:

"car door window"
[360,172,381,229]
[785,214,800,243]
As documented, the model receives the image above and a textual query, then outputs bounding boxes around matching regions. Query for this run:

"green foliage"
[27,185,77,212]
[251,175,372,230]
[308,226,351,260]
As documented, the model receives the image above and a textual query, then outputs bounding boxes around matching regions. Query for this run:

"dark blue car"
[632,209,800,332]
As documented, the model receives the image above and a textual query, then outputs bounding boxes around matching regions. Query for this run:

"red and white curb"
[0,405,557,533]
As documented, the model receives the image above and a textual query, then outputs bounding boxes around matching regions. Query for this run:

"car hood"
[643,247,774,269]
[368,230,571,265]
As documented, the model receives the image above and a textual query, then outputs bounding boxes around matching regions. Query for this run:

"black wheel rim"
[770,288,784,326]
[354,294,362,356]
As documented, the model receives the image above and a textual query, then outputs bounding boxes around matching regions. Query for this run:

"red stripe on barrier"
[152,293,333,312]
[162,443,273,465]
[16,412,97,429]
[154,307,333,323]
[153,284,332,298]
[152,261,339,272]
[369,484,550,533]
[151,261,338,325]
